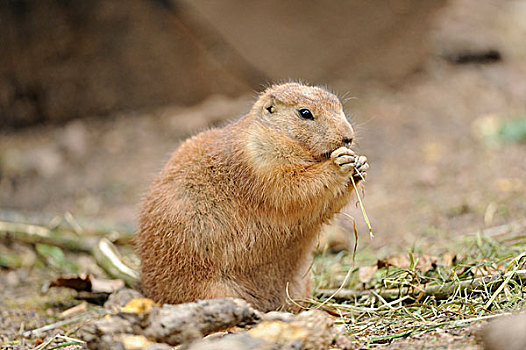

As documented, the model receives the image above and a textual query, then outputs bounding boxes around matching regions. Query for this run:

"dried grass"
[306,228,526,346]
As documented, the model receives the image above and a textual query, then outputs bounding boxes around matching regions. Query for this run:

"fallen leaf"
[442,253,457,267]
[358,265,378,284]
[49,274,125,294]
[36,243,65,268]
[49,274,92,291]
[377,253,438,273]
[120,334,153,349]
[121,298,156,314]
[455,260,507,278]
[470,261,506,277]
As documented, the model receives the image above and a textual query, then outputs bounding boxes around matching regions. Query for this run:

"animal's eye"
[298,108,314,120]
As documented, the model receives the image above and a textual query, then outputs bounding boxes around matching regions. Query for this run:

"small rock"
[104,288,144,311]
[262,311,295,323]
[481,313,526,350]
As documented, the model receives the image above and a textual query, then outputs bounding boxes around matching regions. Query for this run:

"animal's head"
[251,82,355,162]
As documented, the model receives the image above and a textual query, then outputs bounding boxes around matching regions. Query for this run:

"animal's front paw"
[352,154,368,183]
[331,147,356,175]
[331,147,368,182]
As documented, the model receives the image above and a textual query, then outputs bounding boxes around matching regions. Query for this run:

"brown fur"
[136,82,368,312]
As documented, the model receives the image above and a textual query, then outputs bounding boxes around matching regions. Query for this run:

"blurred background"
[1,0,526,251]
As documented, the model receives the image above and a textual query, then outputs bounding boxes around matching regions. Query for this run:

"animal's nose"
[342,137,353,147]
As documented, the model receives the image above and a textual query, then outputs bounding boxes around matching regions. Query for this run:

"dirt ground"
[1,1,526,348]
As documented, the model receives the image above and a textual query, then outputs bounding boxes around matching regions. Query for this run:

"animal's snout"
[341,124,355,148]
[342,136,354,148]
[336,113,355,148]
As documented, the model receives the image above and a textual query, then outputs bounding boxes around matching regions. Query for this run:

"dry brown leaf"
[120,335,153,349]
[49,274,92,291]
[377,254,438,273]
[471,263,504,278]
[415,255,439,273]
[121,298,156,314]
[455,259,507,278]
[358,265,378,284]
[49,274,125,295]
[442,252,457,267]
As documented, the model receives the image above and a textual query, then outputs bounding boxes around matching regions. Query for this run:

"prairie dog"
[136,82,368,311]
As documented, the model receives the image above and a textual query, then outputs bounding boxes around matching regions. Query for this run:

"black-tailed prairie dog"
[136,82,368,311]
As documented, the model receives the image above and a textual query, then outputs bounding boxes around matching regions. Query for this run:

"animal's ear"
[264,95,277,115]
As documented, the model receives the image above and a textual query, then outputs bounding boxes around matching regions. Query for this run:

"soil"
[1,0,526,348]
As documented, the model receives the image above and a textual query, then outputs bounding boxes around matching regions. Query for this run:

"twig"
[81,298,261,348]
[0,210,135,244]
[22,313,92,338]
[33,334,59,350]
[59,301,89,319]
[56,335,86,344]
[0,221,97,253]
[0,219,140,286]
[316,270,526,301]
[92,238,139,287]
